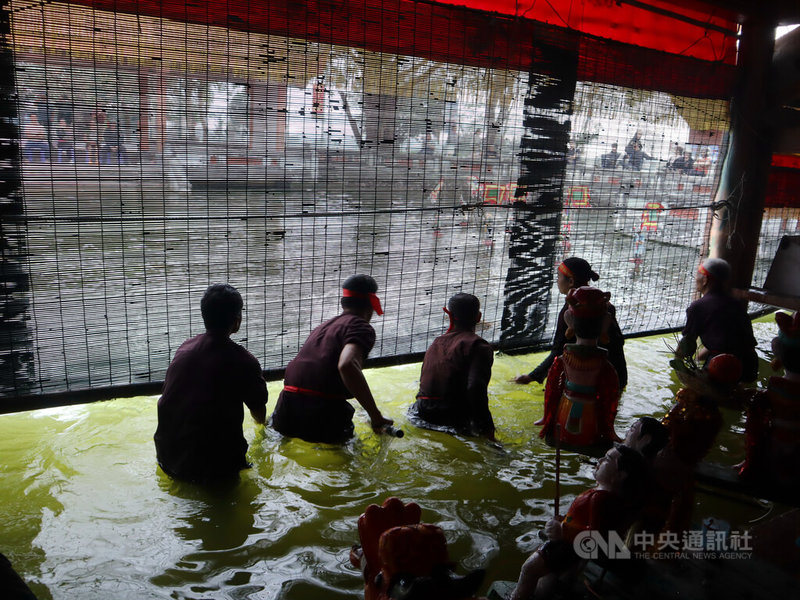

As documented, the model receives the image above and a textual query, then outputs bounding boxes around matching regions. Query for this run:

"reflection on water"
[0,322,779,599]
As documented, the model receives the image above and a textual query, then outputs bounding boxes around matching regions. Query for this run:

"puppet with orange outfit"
[349,497,486,600]
[537,286,621,451]
[656,352,740,534]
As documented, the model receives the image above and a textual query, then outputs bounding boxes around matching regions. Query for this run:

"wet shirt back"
[154,333,267,481]
[414,330,494,435]
[682,290,758,379]
[283,313,376,396]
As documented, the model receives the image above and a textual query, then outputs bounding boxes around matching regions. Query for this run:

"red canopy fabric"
[766,154,800,208]
[771,154,800,170]
[428,0,738,63]
[63,1,737,98]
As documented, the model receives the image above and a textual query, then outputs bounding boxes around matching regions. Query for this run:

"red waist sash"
[283,385,346,401]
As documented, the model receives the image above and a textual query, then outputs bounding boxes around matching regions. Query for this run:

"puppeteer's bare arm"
[338,343,392,430]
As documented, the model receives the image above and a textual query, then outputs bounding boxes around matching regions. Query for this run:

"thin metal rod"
[554,423,562,517]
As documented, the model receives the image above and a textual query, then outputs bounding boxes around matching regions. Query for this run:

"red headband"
[342,288,383,316]
[697,263,711,279]
[443,306,455,333]
[558,262,574,279]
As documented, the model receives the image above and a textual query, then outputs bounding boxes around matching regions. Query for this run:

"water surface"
[0,322,780,599]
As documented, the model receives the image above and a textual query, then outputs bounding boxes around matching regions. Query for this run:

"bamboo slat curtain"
[0,0,766,409]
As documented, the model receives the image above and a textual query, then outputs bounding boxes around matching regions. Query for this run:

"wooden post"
[138,71,149,153]
[276,83,287,153]
[709,17,776,290]
[156,72,165,155]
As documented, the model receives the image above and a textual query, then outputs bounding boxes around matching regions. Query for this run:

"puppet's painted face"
[595,446,623,487]
[623,419,645,450]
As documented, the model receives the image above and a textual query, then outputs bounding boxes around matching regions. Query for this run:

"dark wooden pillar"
[709,17,776,289]
[500,35,577,348]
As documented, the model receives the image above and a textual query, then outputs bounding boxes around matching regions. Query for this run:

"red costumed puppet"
[510,443,647,600]
[350,497,486,600]
[538,286,620,449]
[656,353,740,534]
[740,311,800,489]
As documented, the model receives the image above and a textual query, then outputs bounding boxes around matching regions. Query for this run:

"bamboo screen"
[0,0,765,406]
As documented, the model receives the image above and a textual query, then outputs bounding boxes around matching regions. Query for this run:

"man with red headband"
[409,293,496,440]
[675,258,758,382]
[270,274,393,443]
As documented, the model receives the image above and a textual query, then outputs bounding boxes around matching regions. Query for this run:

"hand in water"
[512,373,533,384]
[486,438,506,454]
[370,415,394,432]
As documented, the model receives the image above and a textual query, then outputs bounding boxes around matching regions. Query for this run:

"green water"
[0,325,780,599]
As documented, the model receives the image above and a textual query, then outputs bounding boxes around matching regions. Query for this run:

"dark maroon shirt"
[413,330,495,435]
[682,290,758,380]
[154,333,267,481]
[283,313,376,397]
[270,313,376,443]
